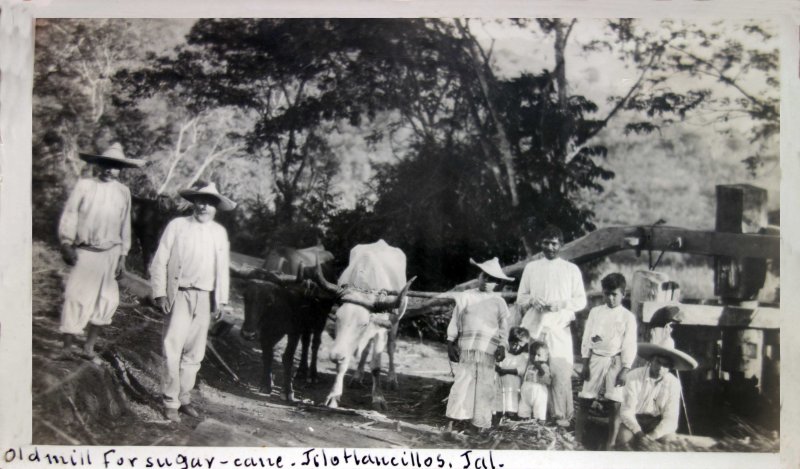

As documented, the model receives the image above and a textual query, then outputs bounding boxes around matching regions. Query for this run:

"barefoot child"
[575,273,637,449]
[519,340,552,422]
[493,327,531,422]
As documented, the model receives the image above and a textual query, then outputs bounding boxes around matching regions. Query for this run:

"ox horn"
[396,276,417,307]
[374,276,417,312]
[314,259,340,294]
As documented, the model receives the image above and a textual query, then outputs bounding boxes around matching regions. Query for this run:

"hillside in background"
[591,124,779,231]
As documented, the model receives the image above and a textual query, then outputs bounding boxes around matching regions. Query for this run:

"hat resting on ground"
[637,342,698,371]
[470,257,514,282]
[179,181,237,211]
[79,143,146,169]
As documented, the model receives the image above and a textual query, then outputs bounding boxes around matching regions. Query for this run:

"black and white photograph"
[1,2,794,463]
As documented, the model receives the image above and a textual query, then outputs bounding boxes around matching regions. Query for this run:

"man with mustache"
[517,224,587,427]
[149,181,235,422]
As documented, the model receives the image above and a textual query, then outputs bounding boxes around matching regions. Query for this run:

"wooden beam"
[453,226,779,292]
[642,301,779,329]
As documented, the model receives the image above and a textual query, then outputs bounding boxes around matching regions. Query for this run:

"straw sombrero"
[637,343,698,371]
[179,181,237,211]
[79,143,146,168]
[470,257,514,282]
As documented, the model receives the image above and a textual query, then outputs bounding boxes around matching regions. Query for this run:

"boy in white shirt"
[576,273,637,449]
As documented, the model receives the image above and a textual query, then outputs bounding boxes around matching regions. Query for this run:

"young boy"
[493,326,531,422]
[576,273,637,449]
[518,340,552,423]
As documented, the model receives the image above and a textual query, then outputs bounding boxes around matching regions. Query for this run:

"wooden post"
[715,185,768,302]
[715,184,768,394]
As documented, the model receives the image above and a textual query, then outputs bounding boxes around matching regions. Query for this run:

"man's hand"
[212,303,230,323]
[616,367,630,387]
[581,357,591,382]
[447,340,460,363]
[60,243,77,266]
[632,431,653,449]
[155,296,171,315]
[538,326,552,341]
[528,297,545,311]
[494,345,506,362]
[545,300,564,312]
[115,255,127,279]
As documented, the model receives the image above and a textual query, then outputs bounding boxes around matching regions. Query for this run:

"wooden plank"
[642,301,780,329]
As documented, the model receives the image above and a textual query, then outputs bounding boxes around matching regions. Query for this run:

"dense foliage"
[32,19,779,289]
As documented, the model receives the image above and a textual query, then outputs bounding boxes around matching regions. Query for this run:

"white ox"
[324,240,409,409]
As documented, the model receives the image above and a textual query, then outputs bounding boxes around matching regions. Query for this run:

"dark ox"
[131,194,185,273]
[263,245,334,275]
[240,246,336,402]
[241,277,337,402]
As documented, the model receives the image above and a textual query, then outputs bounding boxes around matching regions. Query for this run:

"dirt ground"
[30,241,777,451]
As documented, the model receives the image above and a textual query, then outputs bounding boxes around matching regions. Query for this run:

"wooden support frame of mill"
[638,184,780,434]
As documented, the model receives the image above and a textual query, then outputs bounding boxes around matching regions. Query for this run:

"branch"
[188,141,240,187]
[563,18,577,42]
[455,18,520,207]
[157,115,200,194]
[583,46,661,145]
[666,44,775,119]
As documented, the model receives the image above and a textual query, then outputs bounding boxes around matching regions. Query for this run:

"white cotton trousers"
[60,246,121,335]
[519,381,549,420]
[579,354,624,402]
[446,356,496,428]
[162,289,211,409]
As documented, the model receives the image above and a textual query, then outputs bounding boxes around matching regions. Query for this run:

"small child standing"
[575,273,637,449]
[493,327,531,422]
[518,340,552,422]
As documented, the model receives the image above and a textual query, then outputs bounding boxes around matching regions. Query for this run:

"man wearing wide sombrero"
[616,342,698,447]
[56,143,145,361]
[149,180,235,422]
[445,257,513,431]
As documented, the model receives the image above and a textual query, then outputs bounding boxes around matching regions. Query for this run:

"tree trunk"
[455,19,532,257]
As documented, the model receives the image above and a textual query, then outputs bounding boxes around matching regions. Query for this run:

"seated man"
[617,343,698,448]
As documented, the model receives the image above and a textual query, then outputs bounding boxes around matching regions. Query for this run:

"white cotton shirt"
[446,289,507,343]
[174,218,217,291]
[150,216,230,304]
[516,258,587,363]
[620,365,682,440]
[58,178,132,254]
[581,304,638,368]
